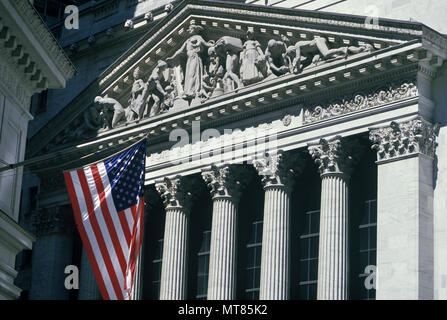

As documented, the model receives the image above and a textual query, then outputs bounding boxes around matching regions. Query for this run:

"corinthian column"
[202,164,244,300]
[155,176,192,300]
[253,151,304,300]
[308,136,355,300]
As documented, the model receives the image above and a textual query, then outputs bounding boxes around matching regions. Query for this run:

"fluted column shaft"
[259,185,290,300]
[254,151,303,300]
[78,247,101,300]
[309,136,356,300]
[202,164,245,300]
[159,207,189,300]
[317,173,349,300]
[207,196,238,300]
[155,177,192,300]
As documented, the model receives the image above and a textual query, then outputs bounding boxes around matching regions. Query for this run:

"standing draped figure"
[239,30,266,85]
[167,25,214,100]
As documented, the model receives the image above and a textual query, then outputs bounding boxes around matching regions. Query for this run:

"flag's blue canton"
[104,141,146,212]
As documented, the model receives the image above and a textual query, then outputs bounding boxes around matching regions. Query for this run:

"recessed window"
[358,199,377,300]
[196,230,211,300]
[151,238,163,299]
[245,220,263,300]
[298,210,320,300]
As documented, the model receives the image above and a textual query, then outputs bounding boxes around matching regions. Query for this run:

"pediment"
[28,0,447,161]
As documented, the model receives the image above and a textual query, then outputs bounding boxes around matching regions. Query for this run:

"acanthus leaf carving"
[369,116,440,161]
[201,164,247,202]
[154,176,192,210]
[308,136,358,177]
[32,205,75,237]
[252,150,305,193]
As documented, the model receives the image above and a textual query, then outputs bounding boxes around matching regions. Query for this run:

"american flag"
[64,140,146,300]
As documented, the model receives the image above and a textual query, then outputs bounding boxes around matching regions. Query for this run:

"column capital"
[32,205,74,237]
[155,176,193,211]
[308,136,355,177]
[201,164,246,202]
[252,150,305,192]
[369,116,440,162]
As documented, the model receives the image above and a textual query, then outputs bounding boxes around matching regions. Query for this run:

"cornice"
[0,0,76,93]
[8,0,76,81]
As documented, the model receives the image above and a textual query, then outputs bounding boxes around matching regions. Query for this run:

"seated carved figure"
[69,106,103,141]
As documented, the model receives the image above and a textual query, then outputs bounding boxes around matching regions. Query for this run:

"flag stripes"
[63,140,146,300]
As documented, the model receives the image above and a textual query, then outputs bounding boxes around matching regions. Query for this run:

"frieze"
[29,0,445,160]
[303,81,418,124]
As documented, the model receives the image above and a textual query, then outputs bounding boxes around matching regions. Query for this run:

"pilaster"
[369,116,439,300]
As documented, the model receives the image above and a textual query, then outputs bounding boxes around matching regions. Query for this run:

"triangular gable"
[27,0,447,160]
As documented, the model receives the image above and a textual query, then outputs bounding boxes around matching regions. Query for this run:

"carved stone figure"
[202,46,225,97]
[214,36,244,92]
[289,36,374,73]
[239,30,267,85]
[264,35,291,76]
[145,60,170,117]
[130,68,150,120]
[166,25,214,101]
[94,96,129,129]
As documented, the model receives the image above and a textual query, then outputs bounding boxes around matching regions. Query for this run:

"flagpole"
[0,133,149,174]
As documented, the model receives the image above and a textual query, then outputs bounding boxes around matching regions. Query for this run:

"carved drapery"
[369,116,439,161]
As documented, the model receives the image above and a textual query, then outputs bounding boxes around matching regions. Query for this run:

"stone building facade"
[0,0,75,299]
[16,0,447,300]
